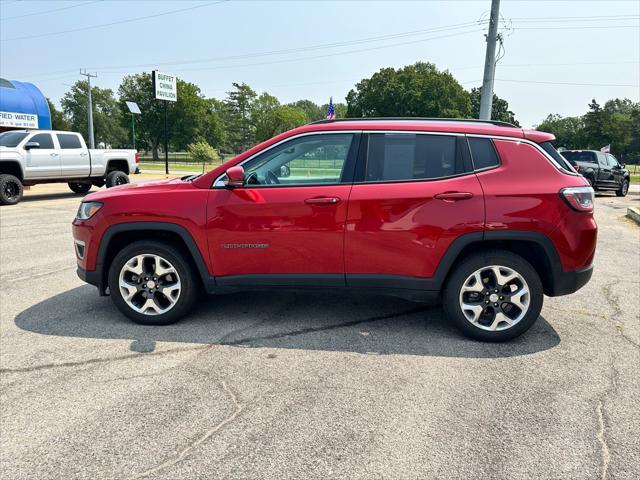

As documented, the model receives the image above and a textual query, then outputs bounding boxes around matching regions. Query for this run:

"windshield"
[0,132,28,148]
[540,141,576,172]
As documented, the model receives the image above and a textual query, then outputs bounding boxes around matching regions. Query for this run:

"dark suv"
[561,150,630,196]
[72,118,597,341]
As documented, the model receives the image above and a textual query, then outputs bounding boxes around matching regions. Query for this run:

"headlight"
[76,201,103,220]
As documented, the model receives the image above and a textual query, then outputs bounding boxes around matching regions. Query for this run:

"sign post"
[125,101,141,149]
[152,71,177,174]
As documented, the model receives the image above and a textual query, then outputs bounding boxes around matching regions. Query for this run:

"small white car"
[0,129,139,205]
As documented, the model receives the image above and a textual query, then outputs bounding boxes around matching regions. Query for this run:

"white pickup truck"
[0,129,139,205]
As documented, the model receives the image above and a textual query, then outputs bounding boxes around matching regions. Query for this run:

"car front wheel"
[108,241,198,325]
[443,250,543,341]
[616,179,629,197]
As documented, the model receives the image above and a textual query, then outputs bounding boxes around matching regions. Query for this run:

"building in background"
[0,78,51,132]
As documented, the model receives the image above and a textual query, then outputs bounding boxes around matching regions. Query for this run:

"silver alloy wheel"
[459,265,530,331]
[118,254,181,315]
[622,181,629,195]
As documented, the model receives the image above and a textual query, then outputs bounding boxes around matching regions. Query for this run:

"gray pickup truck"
[0,129,139,205]
[561,150,630,197]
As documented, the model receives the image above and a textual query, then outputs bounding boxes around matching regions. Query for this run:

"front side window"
[606,154,620,168]
[468,137,500,170]
[57,134,82,149]
[0,132,28,147]
[365,133,462,182]
[596,153,608,167]
[241,133,354,186]
[28,133,54,149]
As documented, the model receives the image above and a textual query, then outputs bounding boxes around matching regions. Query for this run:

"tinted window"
[0,132,28,147]
[606,154,619,168]
[561,151,597,164]
[365,133,462,182]
[29,133,54,149]
[242,134,354,186]
[540,141,574,171]
[596,153,608,167]
[468,137,499,170]
[57,133,82,149]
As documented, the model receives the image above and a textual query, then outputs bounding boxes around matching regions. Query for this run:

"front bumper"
[77,267,108,296]
[548,264,593,296]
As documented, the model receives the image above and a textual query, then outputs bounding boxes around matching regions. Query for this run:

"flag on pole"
[600,144,610,153]
[326,97,335,120]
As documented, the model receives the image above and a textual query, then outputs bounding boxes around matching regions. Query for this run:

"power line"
[0,0,230,42]
[0,0,102,21]
[496,79,639,87]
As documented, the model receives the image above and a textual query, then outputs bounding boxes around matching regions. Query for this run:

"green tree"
[61,80,127,147]
[252,92,281,143]
[223,82,256,152]
[202,98,227,152]
[117,73,208,158]
[187,139,220,164]
[536,114,587,149]
[346,62,471,118]
[46,98,70,131]
[470,87,519,126]
[289,99,322,121]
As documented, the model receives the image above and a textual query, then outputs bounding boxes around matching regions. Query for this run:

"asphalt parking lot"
[1,178,639,480]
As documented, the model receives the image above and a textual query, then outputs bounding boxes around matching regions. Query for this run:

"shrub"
[187,140,220,164]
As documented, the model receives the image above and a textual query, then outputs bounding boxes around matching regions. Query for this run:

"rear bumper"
[548,264,593,296]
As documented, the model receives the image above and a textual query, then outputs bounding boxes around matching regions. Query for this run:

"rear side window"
[468,137,500,170]
[365,133,463,182]
[29,133,54,149]
[57,134,82,149]
[539,141,574,171]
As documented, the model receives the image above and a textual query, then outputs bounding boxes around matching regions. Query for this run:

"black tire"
[105,170,129,188]
[68,182,92,194]
[616,179,629,197]
[0,174,24,206]
[108,240,199,325]
[442,250,544,342]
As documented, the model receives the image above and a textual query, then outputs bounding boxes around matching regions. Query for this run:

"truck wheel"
[105,170,129,188]
[443,250,543,342]
[616,179,629,197]
[68,182,92,194]
[0,174,24,206]
[108,240,199,325]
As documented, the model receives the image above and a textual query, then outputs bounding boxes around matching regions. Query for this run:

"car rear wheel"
[443,250,543,341]
[0,174,23,205]
[105,170,129,188]
[68,182,92,194]
[108,241,198,325]
[616,179,629,197]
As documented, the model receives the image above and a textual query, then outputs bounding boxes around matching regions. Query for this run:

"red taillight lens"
[560,186,594,212]
[135,152,139,163]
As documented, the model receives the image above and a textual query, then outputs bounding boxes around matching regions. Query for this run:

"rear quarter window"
[467,137,500,170]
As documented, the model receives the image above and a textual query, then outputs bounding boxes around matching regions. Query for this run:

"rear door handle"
[50,153,59,157]
[434,191,474,201]
[305,196,341,205]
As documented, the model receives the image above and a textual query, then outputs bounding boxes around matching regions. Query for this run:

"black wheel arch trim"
[90,222,213,295]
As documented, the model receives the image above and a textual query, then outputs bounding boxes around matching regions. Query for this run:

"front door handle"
[434,191,474,201]
[305,196,341,205]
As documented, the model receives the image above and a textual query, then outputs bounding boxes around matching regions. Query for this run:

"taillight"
[560,186,594,212]
[135,152,139,163]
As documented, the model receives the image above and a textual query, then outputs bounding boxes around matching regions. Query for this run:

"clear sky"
[0,0,638,128]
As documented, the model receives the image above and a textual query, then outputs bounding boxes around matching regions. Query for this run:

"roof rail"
[309,117,518,128]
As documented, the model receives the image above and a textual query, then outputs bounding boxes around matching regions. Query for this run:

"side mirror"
[279,165,291,178]
[24,142,40,150]
[224,165,245,188]
[620,163,626,169]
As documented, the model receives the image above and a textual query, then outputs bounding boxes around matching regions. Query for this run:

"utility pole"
[479,0,500,120]
[80,69,97,148]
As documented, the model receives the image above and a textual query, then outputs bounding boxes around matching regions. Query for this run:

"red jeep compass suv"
[72,118,596,341]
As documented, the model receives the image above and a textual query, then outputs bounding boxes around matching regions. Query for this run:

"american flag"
[326,97,335,120]
[600,144,610,153]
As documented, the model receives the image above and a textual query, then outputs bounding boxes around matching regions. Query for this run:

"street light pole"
[479,0,500,120]
[80,69,97,148]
